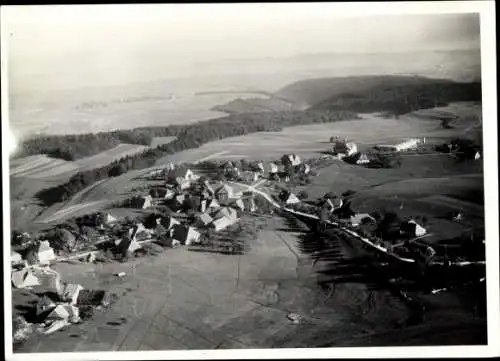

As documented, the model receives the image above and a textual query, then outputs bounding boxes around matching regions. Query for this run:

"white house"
[105,213,118,224]
[395,138,419,152]
[323,198,343,213]
[38,241,56,264]
[172,225,201,245]
[269,163,279,174]
[194,213,213,228]
[350,213,376,227]
[285,193,301,205]
[400,219,427,237]
[215,184,235,203]
[12,269,40,289]
[11,251,23,265]
[212,215,238,231]
[61,283,84,305]
[214,207,238,221]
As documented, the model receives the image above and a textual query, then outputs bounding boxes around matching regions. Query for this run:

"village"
[10,135,485,346]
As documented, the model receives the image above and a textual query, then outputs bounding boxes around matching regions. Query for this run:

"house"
[269,163,279,174]
[131,195,153,209]
[231,198,245,211]
[215,184,234,203]
[36,295,56,316]
[257,161,265,173]
[212,215,238,231]
[61,283,84,305]
[160,216,181,230]
[395,138,419,152]
[164,188,176,200]
[280,191,300,205]
[400,220,427,237]
[243,197,257,212]
[356,153,371,165]
[281,154,302,168]
[323,198,343,213]
[194,213,213,228]
[115,237,142,254]
[46,304,80,323]
[38,241,56,264]
[171,224,201,245]
[350,213,376,227]
[11,251,23,265]
[175,194,186,206]
[12,269,40,289]
[105,213,118,224]
[129,223,152,241]
[213,207,238,221]
[167,167,196,183]
[333,140,358,156]
[206,199,221,211]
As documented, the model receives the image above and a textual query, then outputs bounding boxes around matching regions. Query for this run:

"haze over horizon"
[3,5,480,94]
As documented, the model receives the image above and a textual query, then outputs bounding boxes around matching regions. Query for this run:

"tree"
[298,191,309,200]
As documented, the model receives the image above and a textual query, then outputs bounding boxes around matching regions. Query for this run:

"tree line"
[35,109,358,206]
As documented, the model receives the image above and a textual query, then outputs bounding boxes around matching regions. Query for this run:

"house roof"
[214,207,237,220]
[216,184,233,193]
[12,269,40,288]
[167,166,191,180]
[198,213,213,225]
[172,224,200,242]
[212,216,237,230]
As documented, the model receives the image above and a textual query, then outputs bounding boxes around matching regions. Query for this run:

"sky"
[2,4,481,94]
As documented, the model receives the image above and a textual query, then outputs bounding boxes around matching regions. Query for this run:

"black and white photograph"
[2,2,498,360]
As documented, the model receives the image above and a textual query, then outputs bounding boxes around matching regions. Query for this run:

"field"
[13,214,485,352]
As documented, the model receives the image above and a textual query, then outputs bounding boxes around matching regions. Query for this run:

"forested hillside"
[275,75,481,110]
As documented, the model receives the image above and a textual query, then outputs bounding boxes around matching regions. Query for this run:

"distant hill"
[274,76,481,115]
[212,97,304,115]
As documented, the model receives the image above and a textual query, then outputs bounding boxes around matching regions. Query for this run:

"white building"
[38,241,56,264]
[395,138,419,152]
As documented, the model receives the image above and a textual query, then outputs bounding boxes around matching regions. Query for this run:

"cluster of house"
[219,155,311,184]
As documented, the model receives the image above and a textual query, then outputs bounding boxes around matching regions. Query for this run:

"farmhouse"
[160,216,181,231]
[11,251,23,265]
[171,224,201,245]
[36,295,56,316]
[215,184,234,203]
[280,191,300,205]
[333,140,358,156]
[131,195,153,209]
[115,236,142,254]
[213,207,238,221]
[395,138,419,151]
[12,269,40,289]
[400,219,427,237]
[61,283,84,305]
[105,213,118,224]
[129,223,152,241]
[323,198,343,213]
[38,241,56,264]
[167,167,196,183]
[269,163,279,174]
[350,213,376,227]
[281,154,302,168]
[194,213,213,228]
[212,215,238,231]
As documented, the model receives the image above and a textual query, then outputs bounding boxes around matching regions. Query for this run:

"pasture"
[155,102,482,165]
